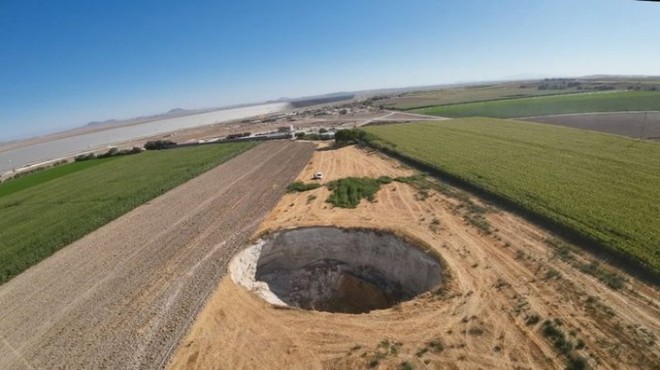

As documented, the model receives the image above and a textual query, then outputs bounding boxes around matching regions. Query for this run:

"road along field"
[522,111,660,141]
[0,142,257,284]
[362,119,660,277]
[0,140,315,369]
[410,91,660,118]
[169,144,660,370]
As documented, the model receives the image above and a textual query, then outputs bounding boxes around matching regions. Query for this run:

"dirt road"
[170,144,660,369]
[0,140,315,369]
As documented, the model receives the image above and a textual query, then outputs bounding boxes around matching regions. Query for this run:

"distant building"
[277,125,294,133]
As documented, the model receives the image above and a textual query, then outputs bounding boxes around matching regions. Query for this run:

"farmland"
[0,141,315,369]
[522,112,660,141]
[363,119,660,275]
[172,143,660,370]
[411,91,660,118]
[0,142,256,284]
[375,77,660,111]
[375,84,583,110]
[0,158,114,198]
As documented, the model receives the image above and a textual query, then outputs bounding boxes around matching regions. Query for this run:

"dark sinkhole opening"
[254,227,444,314]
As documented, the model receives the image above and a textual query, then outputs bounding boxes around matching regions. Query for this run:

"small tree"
[97,147,119,159]
[74,153,96,162]
[335,129,368,144]
[144,140,176,150]
[334,129,357,144]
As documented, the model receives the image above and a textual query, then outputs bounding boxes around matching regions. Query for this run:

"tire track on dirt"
[0,140,315,369]
[172,144,659,369]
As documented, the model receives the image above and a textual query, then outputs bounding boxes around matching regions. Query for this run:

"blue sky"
[0,0,658,140]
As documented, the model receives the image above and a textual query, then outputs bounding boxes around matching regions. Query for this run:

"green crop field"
[0,158,114,198]
[376,84,581,110]
[0,142,256,284]
[411,91,660,118]
[363,119,660,275]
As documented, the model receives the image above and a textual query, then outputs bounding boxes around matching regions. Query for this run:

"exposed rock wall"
[253,227,443,313]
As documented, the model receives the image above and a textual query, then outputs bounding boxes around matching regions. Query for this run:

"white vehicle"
[313,172,323,180]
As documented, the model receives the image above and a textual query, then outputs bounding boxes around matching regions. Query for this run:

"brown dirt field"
[169,144,660,370]
[0,141,315,369]
[522,112,660,141]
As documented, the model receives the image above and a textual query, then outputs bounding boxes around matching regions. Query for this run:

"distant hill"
[86,119,119,127]
[83,107,215,129]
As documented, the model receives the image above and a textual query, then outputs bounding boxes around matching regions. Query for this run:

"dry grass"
[169,144,660,370]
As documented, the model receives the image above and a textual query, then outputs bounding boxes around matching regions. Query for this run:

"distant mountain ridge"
[84,107,219,129]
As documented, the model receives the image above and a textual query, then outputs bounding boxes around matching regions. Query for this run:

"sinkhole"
[230,227,444,314]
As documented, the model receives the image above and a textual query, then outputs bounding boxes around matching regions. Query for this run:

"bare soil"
[170,144,660,370]
[0,141,315,369]
[523,112,660,140]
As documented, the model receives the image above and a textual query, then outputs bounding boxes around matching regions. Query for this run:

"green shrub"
[377,176,393,184]
[97,147,119,159]
[97,146,142,159]
[544,268,562,280]
[334,129,377,145]
[326,177,382,208]
[541,320,573,355]
[465,214,491,234]
[334,129,361,144]
[74,153,96,162]
[75,147,143,162]
[526,314,541,326]
[302,133,321,140]
[565,355,589,370]
[427,340,443,352]
[578,260,625,290]
[286,181,321,193]
[144,140,177,150]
